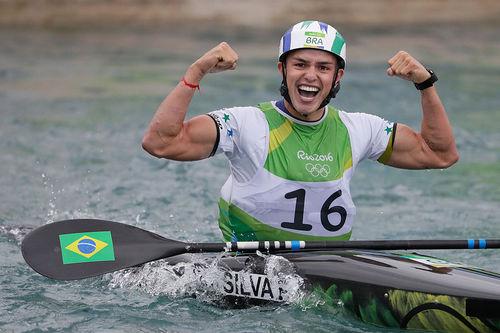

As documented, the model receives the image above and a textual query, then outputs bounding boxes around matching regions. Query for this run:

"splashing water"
[103,252,306,306]
[0,225,33,245]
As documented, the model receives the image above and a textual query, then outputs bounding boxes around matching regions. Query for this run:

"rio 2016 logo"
[305,163,330,177]
[297,150,333,162]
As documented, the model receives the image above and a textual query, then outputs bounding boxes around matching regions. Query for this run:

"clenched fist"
[195,42,239,75]
[387,51,430,84]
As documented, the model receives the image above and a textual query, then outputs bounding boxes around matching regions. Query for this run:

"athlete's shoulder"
[210,105,261,115]
[209,105,269,143]
[324,106,363,126]
[335,109,395,163]
[257,101,277,111]
[209,105,263,124]
[336,109,388,127]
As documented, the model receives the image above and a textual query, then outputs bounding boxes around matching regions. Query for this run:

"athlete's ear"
[278,62,284,74]
[335,68,345,85]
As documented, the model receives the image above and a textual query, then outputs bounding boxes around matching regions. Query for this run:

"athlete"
[142,21,459,242]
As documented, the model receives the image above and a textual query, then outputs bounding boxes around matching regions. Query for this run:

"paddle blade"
[21,219,187,280]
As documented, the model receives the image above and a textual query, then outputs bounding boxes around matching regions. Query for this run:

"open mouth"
[298,85,320,98]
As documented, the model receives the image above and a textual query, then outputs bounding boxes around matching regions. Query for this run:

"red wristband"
[181,77,200,91]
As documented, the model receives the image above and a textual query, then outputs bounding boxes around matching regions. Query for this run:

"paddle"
[21,218,500,280]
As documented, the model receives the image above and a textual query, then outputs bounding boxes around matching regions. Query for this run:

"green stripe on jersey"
[259,102,352,182]
[268,117,293,154]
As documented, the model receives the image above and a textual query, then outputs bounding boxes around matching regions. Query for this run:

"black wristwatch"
[414,68,438,90]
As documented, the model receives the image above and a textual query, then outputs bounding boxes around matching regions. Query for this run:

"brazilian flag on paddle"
[59,231,115,264]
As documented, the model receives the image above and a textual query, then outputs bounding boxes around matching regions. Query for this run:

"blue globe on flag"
[77,238,97,254]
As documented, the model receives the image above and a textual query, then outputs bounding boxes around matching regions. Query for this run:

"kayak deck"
[282,250,500,332]
[169,250,500,332]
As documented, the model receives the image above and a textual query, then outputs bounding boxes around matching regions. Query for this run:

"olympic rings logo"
[305,163,330,177]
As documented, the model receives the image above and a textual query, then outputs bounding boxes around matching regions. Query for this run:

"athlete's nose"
[303,65,319,81]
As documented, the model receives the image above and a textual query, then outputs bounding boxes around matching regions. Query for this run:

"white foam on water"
[103,255,223,301]
[257,251,306,303]
[103,252,307,306]
[0,225,33,245]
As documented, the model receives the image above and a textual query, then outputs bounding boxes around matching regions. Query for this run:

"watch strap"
[414,69,438,90]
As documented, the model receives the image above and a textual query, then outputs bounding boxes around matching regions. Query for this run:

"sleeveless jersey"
[209,101,395,242]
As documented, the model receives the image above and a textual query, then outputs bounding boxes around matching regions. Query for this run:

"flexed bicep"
[143,114,218,161]
[143,42,239,161]
[384,123,453,169]
[384,51,458,170]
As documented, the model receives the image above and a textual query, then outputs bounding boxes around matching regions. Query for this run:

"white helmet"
[279,20,346,69]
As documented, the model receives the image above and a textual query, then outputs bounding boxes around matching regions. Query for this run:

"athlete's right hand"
[193,42,239,76]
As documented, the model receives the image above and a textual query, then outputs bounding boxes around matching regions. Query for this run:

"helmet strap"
[318,68,340,109]
[279,63,294,109]
[280,63,312,117]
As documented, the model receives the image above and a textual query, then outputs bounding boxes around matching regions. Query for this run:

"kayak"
[21,219,500,332]
[166,250,500,333]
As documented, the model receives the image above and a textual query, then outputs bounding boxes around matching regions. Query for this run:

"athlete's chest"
[263,115,353,182]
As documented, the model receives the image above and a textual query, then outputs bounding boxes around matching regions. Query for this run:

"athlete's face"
[279,49,344,121]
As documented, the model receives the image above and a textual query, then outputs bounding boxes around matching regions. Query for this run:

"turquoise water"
[1,24,500,332]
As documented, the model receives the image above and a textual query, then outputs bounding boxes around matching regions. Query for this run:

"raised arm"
[142,42,239,161]
[384,51,459,169]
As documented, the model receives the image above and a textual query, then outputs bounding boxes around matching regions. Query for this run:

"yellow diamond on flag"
[65,235,109,259]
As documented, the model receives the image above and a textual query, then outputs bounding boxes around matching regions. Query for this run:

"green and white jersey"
[209,101,395,242]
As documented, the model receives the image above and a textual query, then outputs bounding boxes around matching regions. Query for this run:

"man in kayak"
[142,20,459,242]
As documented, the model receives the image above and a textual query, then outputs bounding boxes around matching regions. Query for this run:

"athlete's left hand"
[387,51,431,84]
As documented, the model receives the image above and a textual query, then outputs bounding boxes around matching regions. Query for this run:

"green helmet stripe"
[279,21,347,66]
[300,20,315,29]
[331,31,345,56]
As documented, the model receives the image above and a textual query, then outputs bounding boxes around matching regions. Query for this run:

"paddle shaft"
[187,239,500,253]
